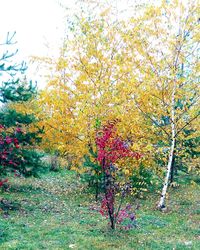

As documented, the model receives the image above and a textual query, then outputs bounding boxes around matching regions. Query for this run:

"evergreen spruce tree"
[0,32,43,185]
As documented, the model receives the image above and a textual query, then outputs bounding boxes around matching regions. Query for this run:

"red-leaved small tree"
[96,120,141,229]
[0,124,22,186]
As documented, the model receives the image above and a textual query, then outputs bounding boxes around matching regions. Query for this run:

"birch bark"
[158,82,176,209]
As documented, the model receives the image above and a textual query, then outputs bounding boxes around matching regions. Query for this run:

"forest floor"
[0,170,200,250]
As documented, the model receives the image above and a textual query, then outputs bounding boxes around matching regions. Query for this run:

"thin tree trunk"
[95,179,99,202]
[158,82,176,209]
[158,137,175,209]
[105,171,115,230]
[102,158,115,229]
[170,155,175,184]
[170,141,176,184]
[170,140,177,184]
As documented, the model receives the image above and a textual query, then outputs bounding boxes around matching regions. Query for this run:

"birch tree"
[124,0,200,209]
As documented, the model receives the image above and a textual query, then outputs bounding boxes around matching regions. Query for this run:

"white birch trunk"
[158,83,176,209]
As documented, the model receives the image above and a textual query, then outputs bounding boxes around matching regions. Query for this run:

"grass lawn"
[0,170,200,250]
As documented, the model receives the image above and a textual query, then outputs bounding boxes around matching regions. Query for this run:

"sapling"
[96,120,141,229]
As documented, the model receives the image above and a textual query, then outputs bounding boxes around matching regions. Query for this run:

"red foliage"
[96,120,141,168]
[96,120,141,229]
[0,124,22,184]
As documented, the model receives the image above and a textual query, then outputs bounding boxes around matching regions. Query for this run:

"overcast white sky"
[0,0,126,87]
[0,0,70,87]
[0,0,154,87]
[0,0,66,54]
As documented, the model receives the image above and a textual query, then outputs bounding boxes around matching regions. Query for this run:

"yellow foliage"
[27,0,200,177]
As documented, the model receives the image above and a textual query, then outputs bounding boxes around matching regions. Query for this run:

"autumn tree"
[96,119,141,229]
[35,0,159,193]
[122,0,200,209]
[38,8,147,174]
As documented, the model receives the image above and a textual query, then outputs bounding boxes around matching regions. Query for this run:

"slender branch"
[175,95,200,123]
[134,99,170,138]
[176,113,200,136]
[114,189,125,224]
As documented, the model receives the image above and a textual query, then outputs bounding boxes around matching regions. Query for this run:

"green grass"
[0,170,200,250]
